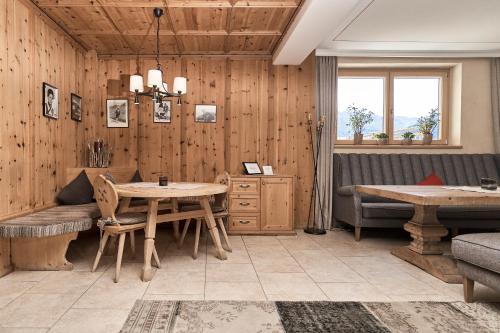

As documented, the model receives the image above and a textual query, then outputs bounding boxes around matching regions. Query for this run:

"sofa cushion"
[362,203,414,219]
[452,233,500,274]
[57,171,94,205]
[362,203,500,220]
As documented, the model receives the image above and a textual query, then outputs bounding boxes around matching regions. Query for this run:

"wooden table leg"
[391,204,462,283]
[118,197,131,213]
[171,198,180,243]
[200,198,227,260]
[142,199,159,282]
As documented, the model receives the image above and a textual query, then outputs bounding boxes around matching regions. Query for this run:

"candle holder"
[159,176,169,186]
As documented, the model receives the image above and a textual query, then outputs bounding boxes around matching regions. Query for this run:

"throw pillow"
[57,170,94,205]
[130,170,143,183]
[417,172,444,186]
[103,172,117,184]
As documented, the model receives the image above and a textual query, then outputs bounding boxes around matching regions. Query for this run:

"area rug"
[120,300,500,333]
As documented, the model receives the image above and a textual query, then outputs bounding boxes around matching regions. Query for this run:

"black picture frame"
[195,104,217,123]
[70,93,82,122]
[106,99,129,128]
[153,100,171,123]
[42,82,59,120]
[242,162,262,175]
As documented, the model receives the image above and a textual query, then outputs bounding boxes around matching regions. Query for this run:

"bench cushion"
[452,233,500,274]
[0,203,100,238]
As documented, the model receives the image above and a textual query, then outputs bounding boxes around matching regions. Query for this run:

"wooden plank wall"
[85,55,316,226]
[0,0,87,221]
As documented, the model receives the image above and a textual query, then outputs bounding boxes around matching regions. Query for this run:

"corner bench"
[0,203,100,272]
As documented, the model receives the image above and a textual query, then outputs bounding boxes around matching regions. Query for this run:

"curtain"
[492,58,500,153]
[315,56,337,229]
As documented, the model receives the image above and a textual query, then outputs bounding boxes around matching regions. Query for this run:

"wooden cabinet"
[228,175,294,235]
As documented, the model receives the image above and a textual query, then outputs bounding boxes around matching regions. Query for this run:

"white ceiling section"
[275,0,500,63]
[272,0,374,65]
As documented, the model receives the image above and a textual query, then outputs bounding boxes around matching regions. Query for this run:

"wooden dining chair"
[92,175,161,282]
[179,171,232,259]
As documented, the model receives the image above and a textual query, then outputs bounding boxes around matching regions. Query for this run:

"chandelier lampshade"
[173,77,187,94]
[147,69,163,88]
[129,74,144,92]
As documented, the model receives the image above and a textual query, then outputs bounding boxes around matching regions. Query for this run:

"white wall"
[335,57,494,154]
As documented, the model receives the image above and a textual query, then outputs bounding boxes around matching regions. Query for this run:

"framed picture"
[242,162,262,175]
[106,99,129,128]
[43,82,59,120]
[70,93,82,122]
[153,100,171,123]
[262,165,274,176]
[195,104,216,123]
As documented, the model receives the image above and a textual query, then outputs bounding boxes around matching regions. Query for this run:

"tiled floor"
[1,226,499,332]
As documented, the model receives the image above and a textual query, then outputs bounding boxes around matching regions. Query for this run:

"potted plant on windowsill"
[374,132,389,145]
[417,108,440,145]
[346,105,374,145]
[401,131,415,145]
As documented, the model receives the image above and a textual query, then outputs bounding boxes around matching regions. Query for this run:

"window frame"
[336,68,450,145]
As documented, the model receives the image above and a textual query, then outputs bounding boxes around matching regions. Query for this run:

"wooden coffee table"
[356,185,500,283]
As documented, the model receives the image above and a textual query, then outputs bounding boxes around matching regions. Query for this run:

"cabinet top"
[231,174,293,178]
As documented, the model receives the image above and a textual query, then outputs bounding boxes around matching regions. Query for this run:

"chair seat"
[114,212,147,225]
[452,233,500,274]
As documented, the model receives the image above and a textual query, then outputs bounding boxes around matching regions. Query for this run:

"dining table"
[114,181,228,282]
[356,185,500,284]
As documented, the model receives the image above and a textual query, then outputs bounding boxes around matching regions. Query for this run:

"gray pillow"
[130,170,143,183]
[103,172,117,184]
[57,171,94,205]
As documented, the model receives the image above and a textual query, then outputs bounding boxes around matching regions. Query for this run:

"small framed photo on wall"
[106,99,129,128]
[153,100,171,123]
[242,162,262,175]
[195,104,216,123]
[70,93,82,122]
[43,82,59,120]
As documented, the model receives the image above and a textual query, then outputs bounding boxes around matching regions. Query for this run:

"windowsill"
[334,144,463,149]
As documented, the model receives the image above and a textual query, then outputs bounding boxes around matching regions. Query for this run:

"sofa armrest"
[337,186,355,196]
[333,188,362,227]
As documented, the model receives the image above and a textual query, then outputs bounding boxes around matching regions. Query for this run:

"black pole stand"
[304,114,327,235]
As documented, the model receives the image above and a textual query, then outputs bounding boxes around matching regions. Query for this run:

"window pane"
[393,77,441,140]
[337,77,385,140]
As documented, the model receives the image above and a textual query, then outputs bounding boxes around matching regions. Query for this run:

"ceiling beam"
[273,0,374,65]
[36,0,298,8]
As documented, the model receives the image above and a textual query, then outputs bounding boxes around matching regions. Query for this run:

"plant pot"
[402,138,413,145]
[353,133,363,145]
[377,138,388,145]
[422,133,433,145]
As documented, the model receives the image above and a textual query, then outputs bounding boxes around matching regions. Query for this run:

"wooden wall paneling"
[160,58,183,182]
[138,58,164,180]
[182,58,226,182]
[0,0,87,220]
[0,0,8,216]
[227,59,269,174]
[83,50,99,148]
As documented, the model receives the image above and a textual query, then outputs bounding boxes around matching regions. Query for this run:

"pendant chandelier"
[129,8,187,106]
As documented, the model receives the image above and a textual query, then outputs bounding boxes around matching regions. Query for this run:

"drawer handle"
[239,220,251,224]
[239,202,250,206]
[239,184,251,189]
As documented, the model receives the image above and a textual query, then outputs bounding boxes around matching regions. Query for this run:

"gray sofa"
[452,233,500,302]
[333,153,500,240]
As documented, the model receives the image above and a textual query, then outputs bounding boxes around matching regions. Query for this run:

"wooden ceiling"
[33,0,302,56]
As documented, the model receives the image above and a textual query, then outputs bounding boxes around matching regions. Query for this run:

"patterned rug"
[120,300,500,333]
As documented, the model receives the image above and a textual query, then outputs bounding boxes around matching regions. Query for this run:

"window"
[336,68,449,145]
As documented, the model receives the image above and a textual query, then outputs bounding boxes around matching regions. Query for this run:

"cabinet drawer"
[229,214,260,231]
[229,196,260,212]
[231,179,259,194]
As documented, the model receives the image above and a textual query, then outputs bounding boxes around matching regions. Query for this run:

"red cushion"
[417,172,444,186]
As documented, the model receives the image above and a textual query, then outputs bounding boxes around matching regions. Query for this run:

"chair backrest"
[94,175,119,220]
[214,171,231,209]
